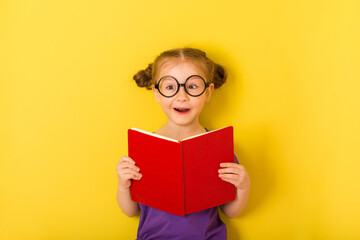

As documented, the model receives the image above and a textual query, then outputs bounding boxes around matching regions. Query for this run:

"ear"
[205,83,214,102]
[152,84,160,103]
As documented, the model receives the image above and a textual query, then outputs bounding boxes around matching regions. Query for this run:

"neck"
[156,121,206,141]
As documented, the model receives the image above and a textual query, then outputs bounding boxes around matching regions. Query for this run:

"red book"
[128,126,236,216]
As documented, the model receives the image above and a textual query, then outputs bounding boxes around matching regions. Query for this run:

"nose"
[176,85,189,101]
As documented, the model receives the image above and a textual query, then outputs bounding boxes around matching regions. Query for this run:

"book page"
[130,128,179,143]
[181,126,230,141]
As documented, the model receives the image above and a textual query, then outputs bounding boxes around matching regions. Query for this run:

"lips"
[174,107,190,113]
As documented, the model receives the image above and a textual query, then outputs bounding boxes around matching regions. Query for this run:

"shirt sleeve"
[234,154,239,164]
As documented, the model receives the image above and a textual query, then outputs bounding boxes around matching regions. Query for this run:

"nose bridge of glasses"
[179,83,186,89]
[177,83,189,97]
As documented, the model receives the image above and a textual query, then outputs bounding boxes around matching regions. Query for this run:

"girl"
[116,47,250,240]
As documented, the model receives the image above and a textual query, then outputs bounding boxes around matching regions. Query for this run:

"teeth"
[175,108,189,112]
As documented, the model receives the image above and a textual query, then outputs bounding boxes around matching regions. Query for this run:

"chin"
[171,118,198,127]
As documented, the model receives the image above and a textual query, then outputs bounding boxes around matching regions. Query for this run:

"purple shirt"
[136,129,239,240]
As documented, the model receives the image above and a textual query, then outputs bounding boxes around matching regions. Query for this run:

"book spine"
[181,142,186,216]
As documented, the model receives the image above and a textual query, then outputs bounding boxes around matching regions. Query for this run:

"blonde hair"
[133,48,227,90]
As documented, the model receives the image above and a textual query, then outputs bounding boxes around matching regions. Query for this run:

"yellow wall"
[1,0,359,239]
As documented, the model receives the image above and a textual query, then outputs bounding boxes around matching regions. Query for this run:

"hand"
[218,162,250,190]
[116,156,142,189]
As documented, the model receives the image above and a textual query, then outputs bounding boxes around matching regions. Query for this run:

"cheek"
[193,98,206,110]
[159,98,173,109]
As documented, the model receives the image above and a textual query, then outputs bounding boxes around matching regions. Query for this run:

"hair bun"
[213,63,226,89]
[133,63,153,90]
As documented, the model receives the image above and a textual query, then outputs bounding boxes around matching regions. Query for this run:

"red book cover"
[128,126,236,216]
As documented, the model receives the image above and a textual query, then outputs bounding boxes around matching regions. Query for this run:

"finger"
[118,162,140,172]
[220,162,239,168]
[118,156,136,165]
[218,167,242,174]
[119,168,142,178]
[117,158,139,169]
[220,173,247,186]
[219,173,240,181]
[122,173,142,180]
[220,163,246,172]
[219,177,238,187]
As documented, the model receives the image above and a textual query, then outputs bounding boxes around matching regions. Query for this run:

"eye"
[188,84,198,89]
[165,84,176,90]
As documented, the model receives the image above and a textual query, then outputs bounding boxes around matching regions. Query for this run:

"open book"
[128,126,236,216]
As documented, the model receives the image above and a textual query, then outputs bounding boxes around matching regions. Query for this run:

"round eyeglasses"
[154,75,210,98]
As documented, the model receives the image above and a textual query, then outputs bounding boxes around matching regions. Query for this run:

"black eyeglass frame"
[154,75,210,98]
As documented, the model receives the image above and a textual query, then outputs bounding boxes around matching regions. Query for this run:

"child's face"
[152,60,214,127]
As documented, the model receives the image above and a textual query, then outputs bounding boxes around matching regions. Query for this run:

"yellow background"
[1,0,359,239]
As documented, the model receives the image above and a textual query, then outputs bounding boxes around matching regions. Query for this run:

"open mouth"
[174,108,190,113]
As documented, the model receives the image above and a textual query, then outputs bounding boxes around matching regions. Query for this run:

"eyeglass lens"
[158,76,206,97]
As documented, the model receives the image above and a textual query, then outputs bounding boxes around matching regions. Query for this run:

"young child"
[116,47,250,239]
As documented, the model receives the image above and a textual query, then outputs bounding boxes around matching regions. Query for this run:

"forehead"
[157,59,206,80]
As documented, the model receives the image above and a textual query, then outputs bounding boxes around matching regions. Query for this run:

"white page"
[181,126,229,141]
[130,128,179,143]
[131,126,231,142]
